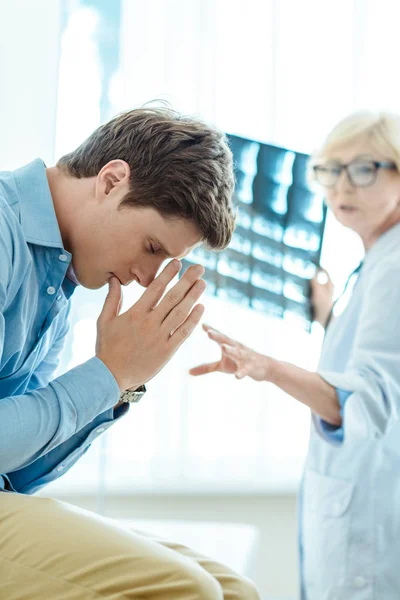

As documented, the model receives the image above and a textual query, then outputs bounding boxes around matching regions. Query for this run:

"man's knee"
[227,574,261,600]
[179,563,224,600]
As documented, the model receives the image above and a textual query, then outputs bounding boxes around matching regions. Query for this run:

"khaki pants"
[0,492,260,599]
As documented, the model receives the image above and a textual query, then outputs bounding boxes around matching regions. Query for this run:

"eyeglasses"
[312,159,397,188]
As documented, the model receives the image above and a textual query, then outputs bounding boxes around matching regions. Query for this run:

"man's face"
[68,171,202,289]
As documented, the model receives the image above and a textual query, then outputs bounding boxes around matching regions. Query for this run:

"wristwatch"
[119,384,147,403]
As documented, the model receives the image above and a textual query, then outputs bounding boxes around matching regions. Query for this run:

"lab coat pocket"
[302,468,355,594]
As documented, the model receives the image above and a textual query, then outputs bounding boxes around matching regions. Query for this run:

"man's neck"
[46,166,94,254]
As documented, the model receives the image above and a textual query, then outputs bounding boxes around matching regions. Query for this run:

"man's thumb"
[98,276,122,323]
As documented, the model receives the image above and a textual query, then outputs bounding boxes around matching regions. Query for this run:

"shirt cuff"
[315,388,352,445]
[51,356,121,430]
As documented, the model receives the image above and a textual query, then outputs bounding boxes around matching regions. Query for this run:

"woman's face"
[320,137,400,248]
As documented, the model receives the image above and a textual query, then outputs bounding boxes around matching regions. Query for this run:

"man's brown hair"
[57,107,235,250]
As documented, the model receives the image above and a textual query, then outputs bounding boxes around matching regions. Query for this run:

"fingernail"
[223,344,234,351]
[191,263,204,276]
[172,259,181,270]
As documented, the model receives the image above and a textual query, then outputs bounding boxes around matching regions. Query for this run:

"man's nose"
[137,260,166,288]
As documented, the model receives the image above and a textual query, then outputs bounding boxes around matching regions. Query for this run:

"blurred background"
[0,1,397,597]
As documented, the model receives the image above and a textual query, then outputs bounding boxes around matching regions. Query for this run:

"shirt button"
[58,254,68,262]
[353,576,367,588]
[57,294,62,301]
[57,465,64,472]
[47,286,56,295]
[96,427,105,434]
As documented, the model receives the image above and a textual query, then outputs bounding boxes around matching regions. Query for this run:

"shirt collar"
[362,220,400,271]
[13,158,66,249]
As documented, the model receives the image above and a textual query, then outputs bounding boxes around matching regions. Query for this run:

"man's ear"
[96,160,130,197]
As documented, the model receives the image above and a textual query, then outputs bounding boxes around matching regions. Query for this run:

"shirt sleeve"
[26,307,71,392]
[4,309,130,494]
[0,210,121,475]
[6,403,129,494]
[316,260,400,446]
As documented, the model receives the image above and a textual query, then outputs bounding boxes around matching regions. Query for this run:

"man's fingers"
[98,277,122,324]
[134,259,182,311]
[157,264,205,321]
[163,279,206,333]
[189,360,221,376]
[169,303,205,349]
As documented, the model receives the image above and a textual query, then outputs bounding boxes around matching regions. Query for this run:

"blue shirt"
[300,221,400,600]
[0,159,127,495]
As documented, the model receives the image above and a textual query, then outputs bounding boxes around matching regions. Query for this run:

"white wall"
[46,492,299,600]
[0,0,62,169]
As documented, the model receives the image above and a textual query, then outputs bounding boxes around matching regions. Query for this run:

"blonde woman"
[191,111,400,600]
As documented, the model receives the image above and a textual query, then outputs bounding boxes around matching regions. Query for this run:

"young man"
[0,108,260,599]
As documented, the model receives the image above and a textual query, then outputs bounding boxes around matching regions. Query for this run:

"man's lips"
[109,273,137,286]
[338,205,358,212]
[109,272,122,284]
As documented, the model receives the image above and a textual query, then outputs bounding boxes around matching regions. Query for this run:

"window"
[46,0,387,496]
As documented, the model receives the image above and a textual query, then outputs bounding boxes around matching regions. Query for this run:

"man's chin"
[73,273,103,290]
[84,279,106,290]
[74,269,115,290]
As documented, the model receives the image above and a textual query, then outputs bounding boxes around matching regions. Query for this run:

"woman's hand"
[189,324,271,381]
[190,324,341,425]
[310,268,334,328]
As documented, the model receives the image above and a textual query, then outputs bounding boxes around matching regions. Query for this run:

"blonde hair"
[311,110,400,171]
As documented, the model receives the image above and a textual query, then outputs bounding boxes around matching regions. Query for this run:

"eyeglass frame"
[312,159,397,188]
